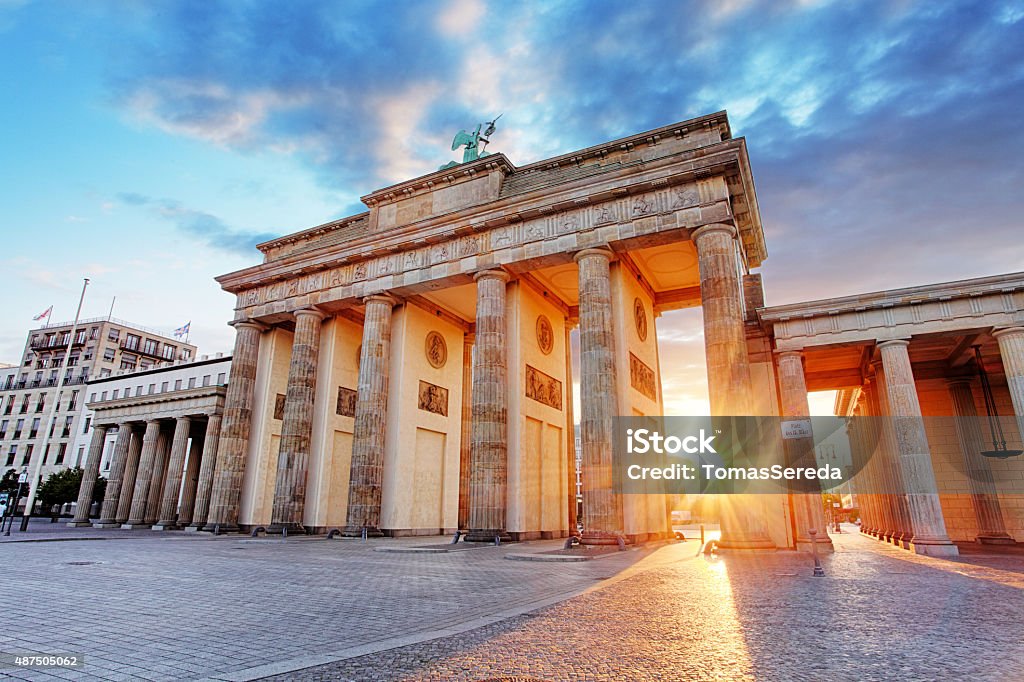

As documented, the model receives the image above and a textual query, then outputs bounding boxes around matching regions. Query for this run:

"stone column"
[776,351,833,552]
[948,379,1013,544]
[205,320,264,532]
[115,430,143,524]
[188,413,221,530]
[144,430,170,525]
[994,326,1024,440]
[877,339,957,555]
[573,250,623,545]
[154,417,192,529]
[177,435,203,527]
[123,419,162,528]
[95,424,134,527]
[343,294,398,537]
[269,308,327,534]
[457,333,474,530]
[872,363,913,544]
[466,271,511,543]
[68,424,109,526]
[564,322,578,534]
[693,223,772,550]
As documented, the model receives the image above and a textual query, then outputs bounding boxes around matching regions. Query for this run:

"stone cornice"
[216,141,751,296]
[360,155,516,208]
[87,385,227,415]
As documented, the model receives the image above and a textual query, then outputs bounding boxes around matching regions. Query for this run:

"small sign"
[18,471,28,484]
[781,419,813,440]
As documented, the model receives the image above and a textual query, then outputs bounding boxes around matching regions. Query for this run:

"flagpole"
[108,296,116,321]
[19,278,89,532]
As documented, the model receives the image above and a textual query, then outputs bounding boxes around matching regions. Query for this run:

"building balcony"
[121,342,170,361]
[30,338,85,352]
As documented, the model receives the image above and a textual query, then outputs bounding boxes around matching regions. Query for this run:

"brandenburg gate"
[201,110,780,546]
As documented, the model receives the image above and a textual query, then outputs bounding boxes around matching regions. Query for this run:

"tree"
[38,467,85,509]
[0,468,18,496]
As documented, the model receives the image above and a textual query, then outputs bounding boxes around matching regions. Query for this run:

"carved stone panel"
[634,298,648,342]
[629,353,657,400]
[274,393,286,420]
[536,315,554,355]
[526,365,563,410]
[336,387,357,417]
[425,331,447,368]
[418,380,448,416]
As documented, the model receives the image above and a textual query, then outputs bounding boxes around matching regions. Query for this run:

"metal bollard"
[810,528,825,577]
[700,524,705,546]
[450,531,462,544]
[361,526,367,542]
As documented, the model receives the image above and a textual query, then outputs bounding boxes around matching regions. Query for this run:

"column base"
[184,523,206,533]
[266,523,307,536]
[201,523,239,534]
[795,538,835,553]
[717,535,776,551]
[978,534,1016,545]
[152,522,180,531]
[120,522,151,529]
[580,530,627,546]
[93,521,122,528]
[66,521,93,527]
[465,529,512,543]
[909,540,959,557]
[340,525,384,538]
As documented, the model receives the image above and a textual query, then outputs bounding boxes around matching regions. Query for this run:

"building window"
[62,416,73,438]
[136,386,143,396]
[182,348,191,360]
[162,344,176,360]
[161,381,169,392]
[35,395,44,413]
[120,358,136,370]
[100,369,111,378]
[143,339,159,356]
[55,443,66,465]
[89,393,96,403]
[13,419,23,439]
[90,326,99,340]
[20,395,30,414]
[41,445,49,465]
[0,420,6,439]
[22,444,32,466]
[103,348,116,362]
[24,355,32,366]
[3,396,12,415]
[174,379,182,390]
[76,446,85,467]
[68,354,78,367]
[29,418,40,439]
[188,377,196,389]
[217,373,226,385]
[100,391,107,401]
[202,375,211,387]
[148,383,156,394]
[124,334,140,351]
[69,391,79,410]
[112,389,119,399]
[83,417,91,434]
[5,445,15,466]
[108,328,120,341]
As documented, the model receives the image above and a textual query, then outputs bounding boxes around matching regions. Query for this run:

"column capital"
[472,269,510,283]
[877,338,911,350]
[944,376,975,388]
[229,318,269,332]
[362,293,398,307]
[294,307,328,322]
[774,349,804,361]
[463,332,476,345]
[573,248,614,264]
[993,326,1024,340]
[691,222,737,244]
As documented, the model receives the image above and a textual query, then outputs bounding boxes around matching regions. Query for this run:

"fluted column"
[466,271,512,543]
[205,320,264,532]
[994,327,1024,440]
[458,333,474,530]
[573,250,622,545]
[154,417,192,529]
[189,413,221,530]
[144,431,170,524]
[115,431,143,524]
[269,308,327,533]
[877,339,957,555]
[867,373,905,543]
[123,419,162,528]
[343,294,398,537]
[948,379,1013,544]
[776,351,833,552]
[564,321,578,534]
[95,425,134,527]
[693,224,772,550]
[68,425,109,526]
[177,436,203,526]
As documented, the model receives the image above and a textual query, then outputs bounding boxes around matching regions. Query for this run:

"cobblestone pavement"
[0,521,657,682]
[268,530,1024,682]
[3,522,1024,681]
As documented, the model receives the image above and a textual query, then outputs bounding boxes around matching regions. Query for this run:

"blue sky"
[2,0,1022,414]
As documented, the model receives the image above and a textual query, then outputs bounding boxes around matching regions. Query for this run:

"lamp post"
[4,468,28,536]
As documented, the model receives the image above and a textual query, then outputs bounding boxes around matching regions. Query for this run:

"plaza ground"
[2,522,1023,681]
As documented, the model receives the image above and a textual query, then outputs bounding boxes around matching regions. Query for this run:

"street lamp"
[3,468,28,536]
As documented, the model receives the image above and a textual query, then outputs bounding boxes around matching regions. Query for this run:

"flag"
[33,305,52,321]
[173,321,191,338]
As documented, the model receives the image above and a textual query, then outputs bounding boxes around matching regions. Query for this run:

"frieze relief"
[418,380,449,416]
[526,365,562,410]
[629,353,657,400]
[239,182,705,310]
[336,387,357,417]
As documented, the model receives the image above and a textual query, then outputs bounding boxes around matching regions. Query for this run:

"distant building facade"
[0,317,197,503]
